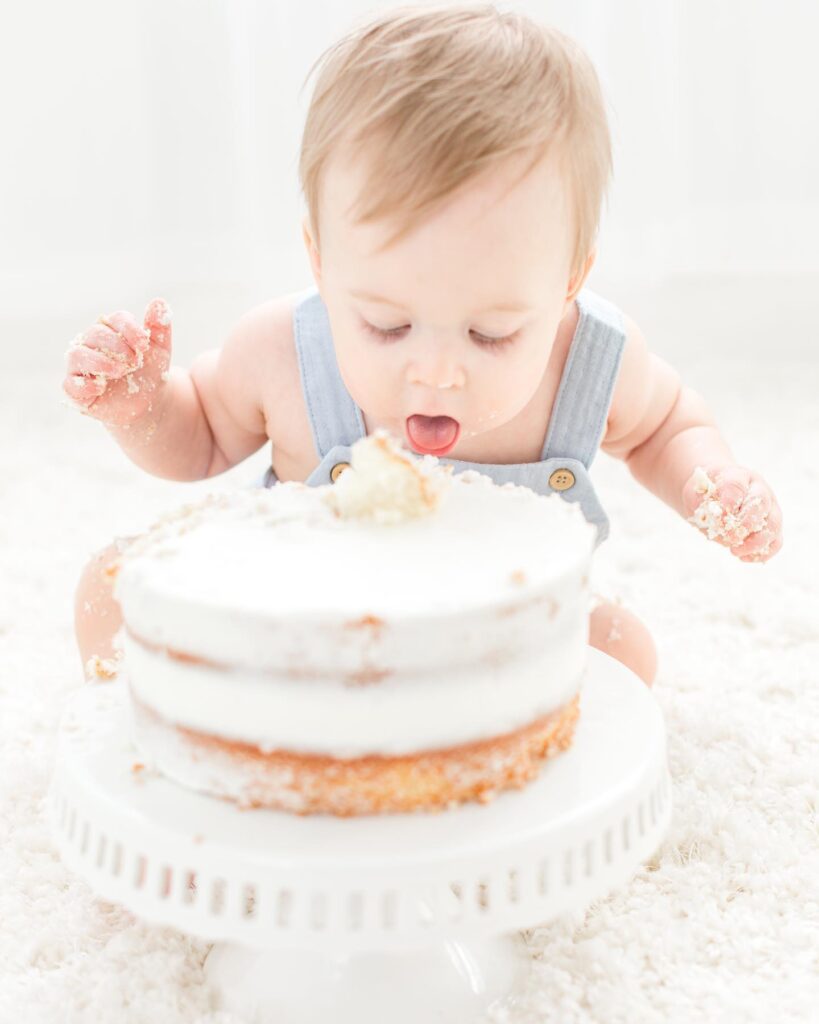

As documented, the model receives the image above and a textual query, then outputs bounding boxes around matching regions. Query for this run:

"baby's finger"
[78,324,139,365]
[714,465,753,513]
[99,310,151,356]
[66,344,132,380]
[737,533,783,563]
[731,528,775,558]
[737,478,772,534]
[731,503,782,559]
[144,298,173,351]
[63,373,107,405]
[737,532,782,565]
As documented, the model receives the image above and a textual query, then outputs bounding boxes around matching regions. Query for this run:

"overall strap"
[540,287,627,468]
[292,286,366,459]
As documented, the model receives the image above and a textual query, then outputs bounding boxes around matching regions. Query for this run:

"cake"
[112,429,597,816]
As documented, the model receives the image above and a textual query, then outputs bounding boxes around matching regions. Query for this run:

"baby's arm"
[601,316,783,561]
[63,299,270,480]
[109,321,270,480]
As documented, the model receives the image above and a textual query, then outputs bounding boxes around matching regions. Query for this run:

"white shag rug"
[1,338,817,1023]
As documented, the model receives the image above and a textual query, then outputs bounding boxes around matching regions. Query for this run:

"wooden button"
[548,468,576,491]
[330,461,351,483]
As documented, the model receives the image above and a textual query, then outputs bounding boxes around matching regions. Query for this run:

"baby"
[64,4,782,687]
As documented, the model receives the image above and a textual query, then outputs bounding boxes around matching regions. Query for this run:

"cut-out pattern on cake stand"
[47,648,671,1024]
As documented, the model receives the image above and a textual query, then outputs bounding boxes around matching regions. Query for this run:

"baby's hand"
[682,465,783,562]
[62,298,173,426]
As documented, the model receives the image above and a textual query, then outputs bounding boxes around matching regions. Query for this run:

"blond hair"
[298,2,613,285]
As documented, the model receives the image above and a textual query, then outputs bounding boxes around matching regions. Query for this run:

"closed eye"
[360,319,519,351]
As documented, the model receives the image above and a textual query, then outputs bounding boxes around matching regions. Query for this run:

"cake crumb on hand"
[686,465,770,547]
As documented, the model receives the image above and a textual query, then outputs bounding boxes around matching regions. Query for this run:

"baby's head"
[297,2,612,452]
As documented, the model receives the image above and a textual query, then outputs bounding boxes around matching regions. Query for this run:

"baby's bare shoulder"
[601,311,681,459]
[226,291,315,464]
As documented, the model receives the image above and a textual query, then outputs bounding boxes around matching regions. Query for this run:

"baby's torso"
[256,284,626,544]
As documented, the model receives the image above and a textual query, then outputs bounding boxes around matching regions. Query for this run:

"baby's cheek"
[338,347,396,413]
[478,357,543,422]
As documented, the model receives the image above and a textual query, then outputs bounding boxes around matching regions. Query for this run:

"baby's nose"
[407,348,465,390]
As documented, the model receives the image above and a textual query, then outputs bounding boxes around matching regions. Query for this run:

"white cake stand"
[46,649,671,1024]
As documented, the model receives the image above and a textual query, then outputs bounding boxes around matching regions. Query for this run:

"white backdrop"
[3,0,819,331]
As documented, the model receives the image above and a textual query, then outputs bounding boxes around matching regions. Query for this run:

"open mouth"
[405,414,461,456]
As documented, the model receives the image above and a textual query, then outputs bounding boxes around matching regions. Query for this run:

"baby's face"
[303,144,582,455]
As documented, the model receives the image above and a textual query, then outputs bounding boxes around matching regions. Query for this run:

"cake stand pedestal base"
[204,933,531,1024]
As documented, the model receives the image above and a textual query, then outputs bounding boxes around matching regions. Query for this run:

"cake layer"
[128,689,581,816]
[114,468,595,676]
[122,615,587,756]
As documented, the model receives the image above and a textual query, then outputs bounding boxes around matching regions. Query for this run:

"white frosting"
[122,610,587,756]
[115,432,596,757]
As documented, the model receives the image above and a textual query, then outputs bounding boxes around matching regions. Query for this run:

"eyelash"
[361,320,519,350]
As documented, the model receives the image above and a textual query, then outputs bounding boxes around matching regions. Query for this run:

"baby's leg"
[74,540,129,678]
[589,599,657,686]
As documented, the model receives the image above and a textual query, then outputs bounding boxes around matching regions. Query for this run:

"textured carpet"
[1,337,817,1023]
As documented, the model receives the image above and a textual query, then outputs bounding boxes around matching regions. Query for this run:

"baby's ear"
[301,216,322,284]
[566,247,597,303]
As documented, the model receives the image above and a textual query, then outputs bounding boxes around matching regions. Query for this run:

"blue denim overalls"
[259,284,625,545]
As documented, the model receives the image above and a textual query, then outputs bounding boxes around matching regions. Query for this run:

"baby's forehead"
[321,143,573,266]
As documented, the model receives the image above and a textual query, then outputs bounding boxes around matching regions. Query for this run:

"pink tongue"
[406,414,459,451]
